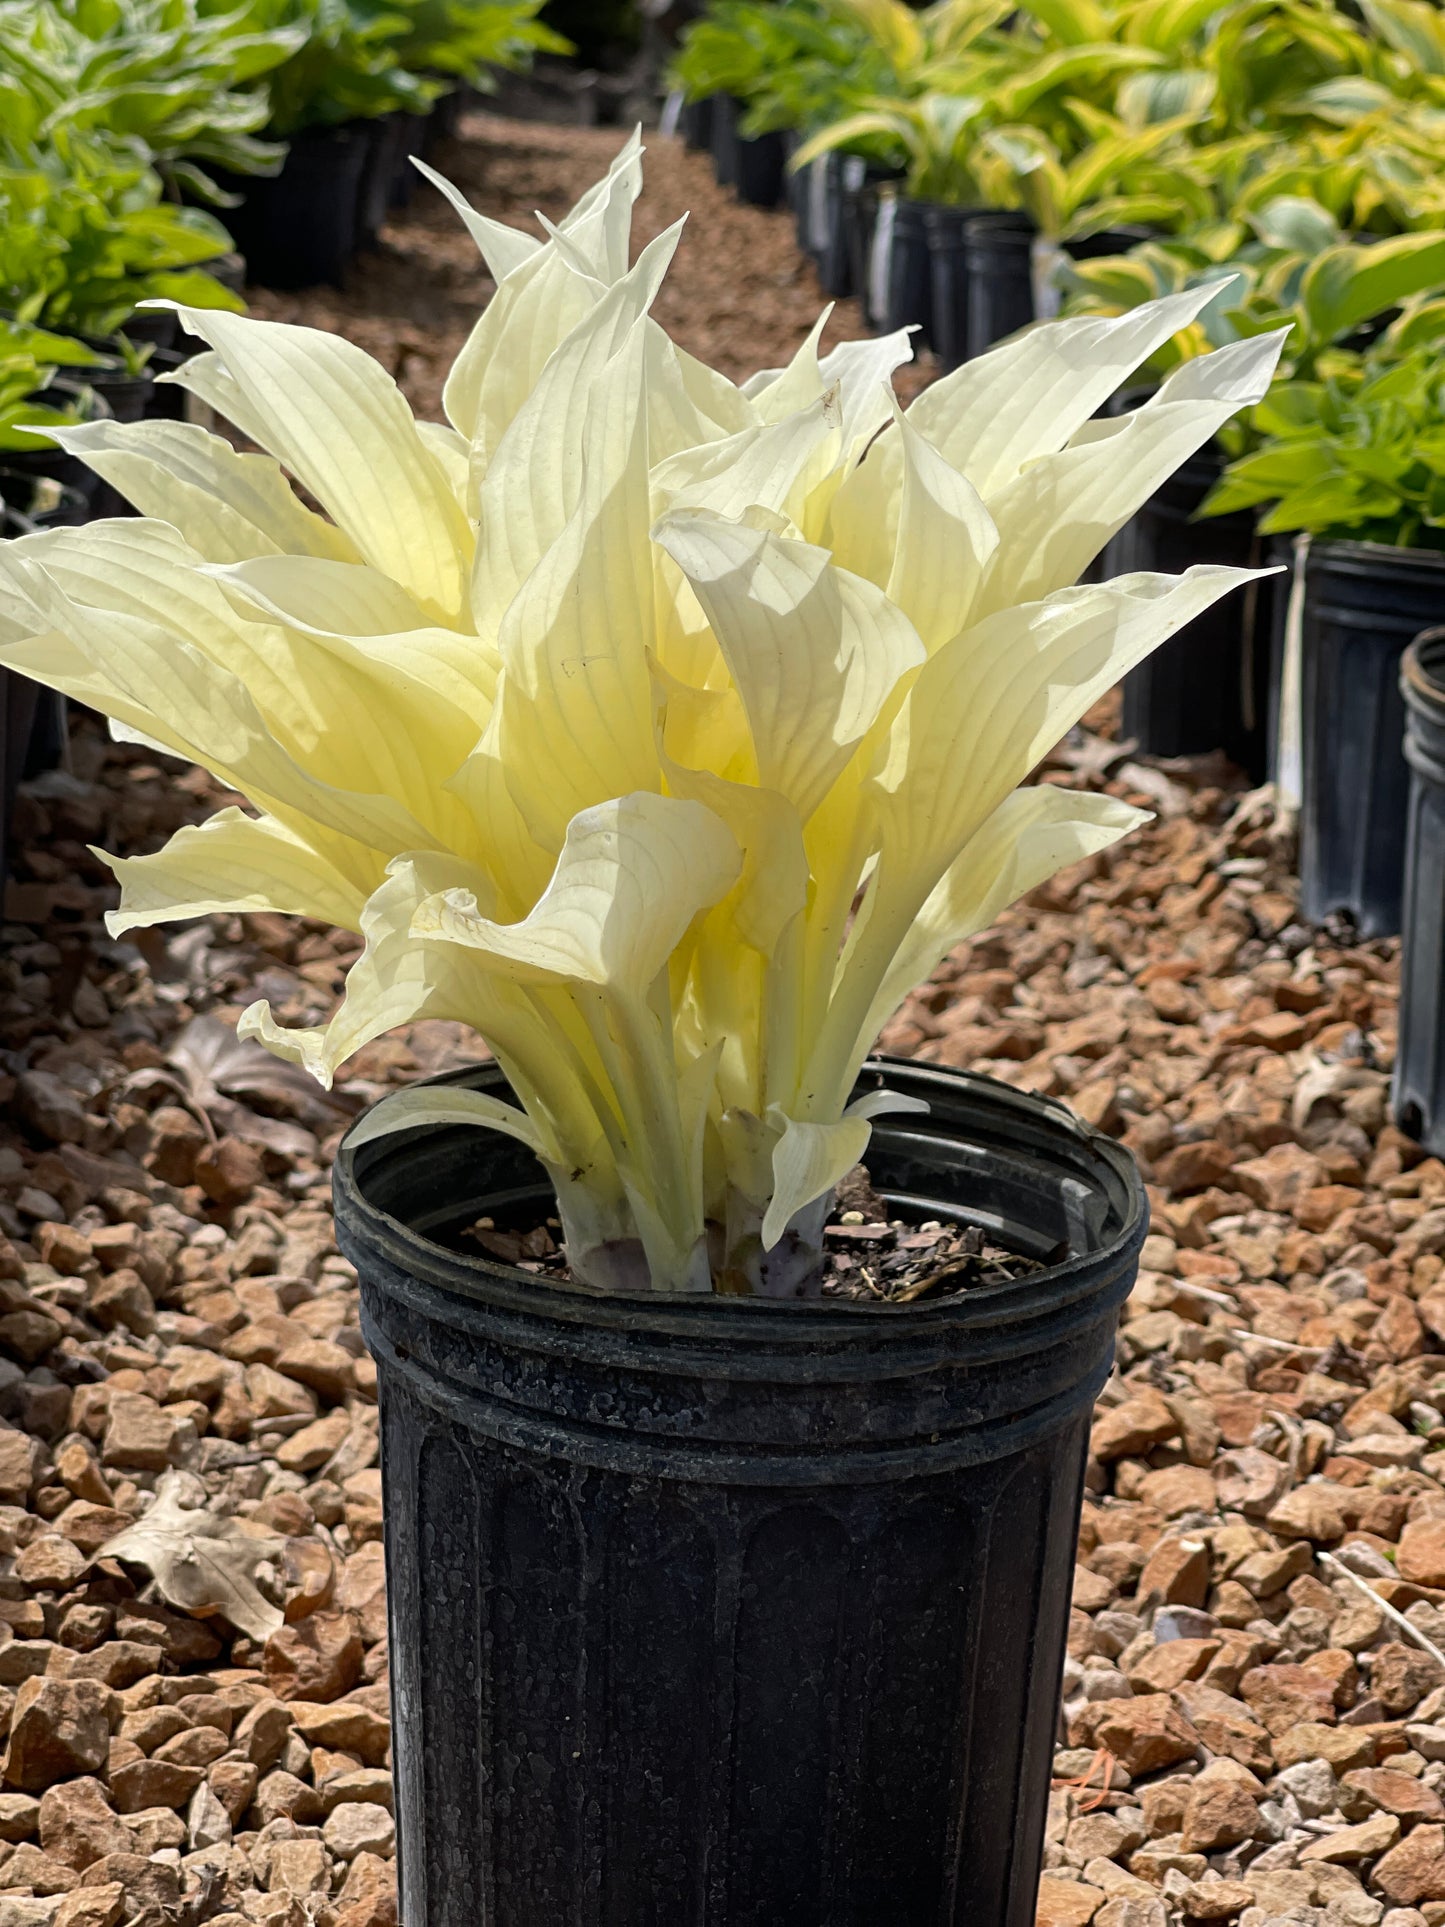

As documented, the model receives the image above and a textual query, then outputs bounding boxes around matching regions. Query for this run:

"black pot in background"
[869,189,935,348]
[0,668,39,903]
[844,167,902,330]
[217,124,368,291]
[733,125,786,210]
[1395,627,1445,1154]
[120,307,179,354]
[357,115,405,250]
[1296,540,1445,938]
[424,87,464,156]
[0,382,111,509]
[798,151,851,296]
[924,203,985,374]
[0,470,89,530]
[1104,434,1272,780]
[711,92,741,190]
[680,94,715,152]
[389,111,429,211]
[963,213,1036,358]
[143,344,197,424]
[335,1056,1146,1927]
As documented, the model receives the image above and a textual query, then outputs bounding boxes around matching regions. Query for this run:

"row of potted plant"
[670,0,1445,362]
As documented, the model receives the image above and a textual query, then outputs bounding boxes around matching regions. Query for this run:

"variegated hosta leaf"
[0,137,1280,1294]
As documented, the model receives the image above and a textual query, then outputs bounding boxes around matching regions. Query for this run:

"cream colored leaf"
[166,311,471,621]
[411,157,544,282]
[885,402,999,651]
[976,332,1287,612]
[654,510,925,822]
[345,1084,556,1160]
[489,326,659,853]
[102,807,368,935]
[470,223,683,642]
[761,1109,871,1250]
[47,420,358,566]
[907,283,1234,499]
[411,791,740,989]
[853,786,1149,1059]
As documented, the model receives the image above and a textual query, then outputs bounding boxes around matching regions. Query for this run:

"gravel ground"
[0,113,1439,1927]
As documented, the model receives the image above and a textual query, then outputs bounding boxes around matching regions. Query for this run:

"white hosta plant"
[0,135,1283,1296]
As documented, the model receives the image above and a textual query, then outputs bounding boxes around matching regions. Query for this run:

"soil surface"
[0,111,1438,1927]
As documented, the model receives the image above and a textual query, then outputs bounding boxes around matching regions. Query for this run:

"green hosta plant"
[1203,343,1445,548]
[0,138,242,338]
[0,0,304,204]
[1061,202,1445,387]
[392,0,569,88]
[981,108,1205,238]
[0,137,1282,1296]
[0,319,106,452]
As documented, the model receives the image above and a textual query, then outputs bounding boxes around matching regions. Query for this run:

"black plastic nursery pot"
[732,124,787,209]
[0,383,110,509]
[798,152,852,297]
[868,190,936,348]
[844,166,901,330]
[962,213,1036,358]
[1393,628,1445,1154]
[1295,540,1445,938]
[710,93,741,190]
[389,111,428,210]
[334,1056,1147,1927]
[356,115,403,250]
[924,203,984,373]
[1104,438,1271,779]
[680,94,715,152]
[218,125,368,291]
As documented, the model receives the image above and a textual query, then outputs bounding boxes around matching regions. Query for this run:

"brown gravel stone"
[2,1680,110,1792]
[1178,1779,1261,1853]
[1273,1722,1378,1771]
[1343,1766,1445,1823]
[194,1137,264,1206]
[1399,1520,1445,1589]
[1091,1394,1179,1462]
[1374,1644,1445,1716]
[286,1702,390,1767]
[1036,1877,1105,1927]
[106,1757,202,1814]
[1091,1693,1200,1774]
[1136,1537,1211,1609]
[35,1781,128,1873]
[1376,1824,1445,1903]
[263,1615,362,1705]
[1300,1809,1402,1860]
[207,1761,259,1826]
[1239,1662,1338,1735]
[53,1887,125,1927]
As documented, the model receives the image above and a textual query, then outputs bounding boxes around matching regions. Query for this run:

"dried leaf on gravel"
[95,1471,285,1641]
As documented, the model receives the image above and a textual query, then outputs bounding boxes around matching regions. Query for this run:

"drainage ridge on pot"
[1395,625,1445,1155]
[334,1055,1146,1927]
[1297,538,1445,938]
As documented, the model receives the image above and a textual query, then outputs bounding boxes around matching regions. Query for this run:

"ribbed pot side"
[1394,628,1445,1155]
[333,1058,1147,1927]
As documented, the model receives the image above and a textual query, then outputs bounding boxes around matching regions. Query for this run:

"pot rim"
[335,1055,1147,1337]
[1308,536,1445,570]
[1406,625,1445,703]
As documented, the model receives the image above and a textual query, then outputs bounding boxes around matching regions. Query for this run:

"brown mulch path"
[0,111,1438,1927]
